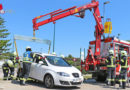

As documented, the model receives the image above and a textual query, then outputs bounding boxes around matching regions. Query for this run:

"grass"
[83,74,92,79]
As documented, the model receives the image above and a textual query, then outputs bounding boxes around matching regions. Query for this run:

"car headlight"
[57,72,70,77]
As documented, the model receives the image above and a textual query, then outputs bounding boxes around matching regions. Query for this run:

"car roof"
[33,52,56,57]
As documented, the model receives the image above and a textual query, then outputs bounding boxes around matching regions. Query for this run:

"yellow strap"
[106,60,109,63]
[33,53,36,58]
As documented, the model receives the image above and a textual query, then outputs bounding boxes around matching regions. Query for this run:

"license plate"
[73,78,81,82]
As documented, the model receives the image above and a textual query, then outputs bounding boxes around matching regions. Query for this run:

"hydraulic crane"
[33,0,104,57]
[32,0,104,72]
[32,0,130,82]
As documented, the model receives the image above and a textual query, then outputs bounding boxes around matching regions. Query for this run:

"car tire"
[44,74,54,88]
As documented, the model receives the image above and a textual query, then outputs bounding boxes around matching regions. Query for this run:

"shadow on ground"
[11,80,80,90]
[84,78,130,90]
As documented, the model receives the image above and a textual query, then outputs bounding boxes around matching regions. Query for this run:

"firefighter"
[20,46,33,85]
[105,49,116,86]
[119,50,128,89]
[2,52,17,80]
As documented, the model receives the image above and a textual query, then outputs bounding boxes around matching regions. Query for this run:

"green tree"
[0,17,11,60]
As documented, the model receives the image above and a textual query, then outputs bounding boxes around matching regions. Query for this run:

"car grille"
[72,73,79,78]
[70,82,81,85]
[60,80,70,85]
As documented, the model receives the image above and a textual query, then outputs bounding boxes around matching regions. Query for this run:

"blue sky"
[1,0,130,57]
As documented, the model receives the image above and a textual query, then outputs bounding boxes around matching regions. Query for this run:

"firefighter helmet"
[52,52,56,55]
[121,50,127,56]
[13,51,17,56]
[26,46,31,51]
[109,49,114,55]
[60,54,65,58]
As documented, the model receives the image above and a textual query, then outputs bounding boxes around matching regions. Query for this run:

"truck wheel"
[44,75,54,88]
[92,72,107,82]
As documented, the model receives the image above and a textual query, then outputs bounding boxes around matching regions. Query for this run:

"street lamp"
[53,23,56,53]
[103,1,110,26]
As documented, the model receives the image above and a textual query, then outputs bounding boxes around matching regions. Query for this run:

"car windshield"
[46,56,71,67]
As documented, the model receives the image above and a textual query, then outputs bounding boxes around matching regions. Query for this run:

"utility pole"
[53,23,56,53]
[103,1,110,26]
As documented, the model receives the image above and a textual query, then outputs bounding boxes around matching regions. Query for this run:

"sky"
[0,0,130,57]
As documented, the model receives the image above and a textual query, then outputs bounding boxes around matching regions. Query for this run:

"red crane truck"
[32,0,130,81]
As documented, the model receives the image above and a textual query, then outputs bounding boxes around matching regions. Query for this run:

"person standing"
[119,50,128,89]
[20,46,33,85]
[105,49,116,86]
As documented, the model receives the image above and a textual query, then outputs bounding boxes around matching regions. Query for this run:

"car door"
[29,58,37,78]
[32,58,48,81]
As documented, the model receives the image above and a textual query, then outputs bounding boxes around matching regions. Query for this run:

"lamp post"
[103,1,110,26]
[53,23,56,53]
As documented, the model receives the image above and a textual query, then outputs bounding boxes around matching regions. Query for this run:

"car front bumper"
[54,75,84,87]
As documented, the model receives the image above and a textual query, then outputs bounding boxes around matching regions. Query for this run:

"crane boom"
[32,0,104,57]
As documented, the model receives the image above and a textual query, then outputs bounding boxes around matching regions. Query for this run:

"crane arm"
[32,1,102,31]
[32,0,104,56]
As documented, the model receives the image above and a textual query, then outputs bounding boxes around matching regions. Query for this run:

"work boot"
[20,80,26,85]
[3,77,8,80]
[106,81,110,85]
[8,77,13,80]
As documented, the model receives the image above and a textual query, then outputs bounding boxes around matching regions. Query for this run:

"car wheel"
[44,75,54,88]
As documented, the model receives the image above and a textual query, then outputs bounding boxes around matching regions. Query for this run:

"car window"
[46,56,71,67]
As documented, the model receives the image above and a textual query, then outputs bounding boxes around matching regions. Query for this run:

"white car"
[29,53,84,88]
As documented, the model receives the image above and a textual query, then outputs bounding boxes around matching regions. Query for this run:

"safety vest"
[120,56,128,68]
[23,51,33,63]
[106,56,116,68]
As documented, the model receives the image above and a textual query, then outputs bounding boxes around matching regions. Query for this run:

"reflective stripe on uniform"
[23,61,32,63]
[107,79,111,81]
[107,65,115,67]
[111,79,115,81]
[119,79,122,82]
[106,56,115,67]
[20,78,26,81]
[121,59,124,63]
[6,70,8,73]
[107,78,115,81]
[121,66,128,68]
[3,67,8,69]
[3,77,7,79]
[38,56,41,59]
[122,79,127,82]
[121,58,128,68]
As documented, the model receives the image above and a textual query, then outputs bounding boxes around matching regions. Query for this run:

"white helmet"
[26,46,31,51]
[52,52,56,55]
[121,50,127,56]
[13,51,17,56]
[60,54,65,58]
[26,46,31,49]
[109,49,114,55]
